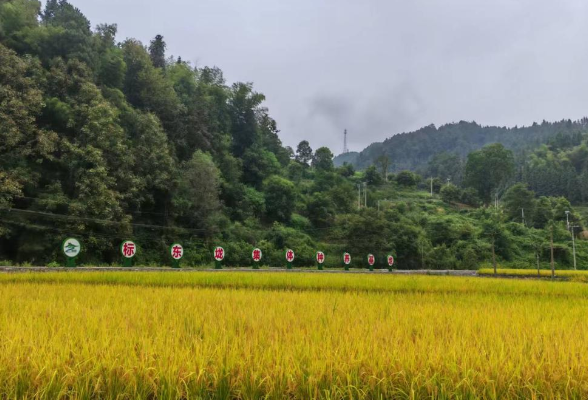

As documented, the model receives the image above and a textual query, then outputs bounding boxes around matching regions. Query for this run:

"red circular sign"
[286,249,295,262]
[170,244,183,260]
[316,251,325,264]
[252,248,262,262]
[121,241,137,258]
[214,246,225,261]
[343,253,351,265]
[367,254,375,266]
[387,255,394,267]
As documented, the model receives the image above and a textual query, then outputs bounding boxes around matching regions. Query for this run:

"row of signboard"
[62,238,396,267]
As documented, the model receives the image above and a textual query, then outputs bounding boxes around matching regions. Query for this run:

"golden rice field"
[2,271,588,399]
[479,267,588,281]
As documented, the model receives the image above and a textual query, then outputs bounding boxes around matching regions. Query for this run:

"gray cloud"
[51,0,588,154]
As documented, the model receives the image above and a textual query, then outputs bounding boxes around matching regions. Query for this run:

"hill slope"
[335,119,588,172]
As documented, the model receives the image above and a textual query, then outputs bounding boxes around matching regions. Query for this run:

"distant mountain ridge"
[334,119,588,172]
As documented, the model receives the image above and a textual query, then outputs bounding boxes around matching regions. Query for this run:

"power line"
[0,207,209,233]
[2,192,172,218]
[0,218,211,243]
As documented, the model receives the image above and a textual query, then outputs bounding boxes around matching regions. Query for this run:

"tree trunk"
[550,227,555,279]
[492,239,496,275]
[536,251,540,277]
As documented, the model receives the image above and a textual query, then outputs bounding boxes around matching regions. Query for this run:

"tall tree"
[264,176,295,223]
[172,150,221,234]
[375,154,390,180]
[464,143,515,204]
[149,34,166,69]
[295,140,313,165]
[228,82,264,157]
[0,43,58,220]
[502,184,536,225]
[312,147,334,171]
[481,211,504,275]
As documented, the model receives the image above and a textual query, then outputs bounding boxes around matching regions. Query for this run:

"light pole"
[565,210,570,231]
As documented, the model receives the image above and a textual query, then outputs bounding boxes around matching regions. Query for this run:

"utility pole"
[571,225,578,270]
[364,182,367,208]
[430,177,433,196]
[521,208,525,227]
[343,129,348,154]
[357,184,361,210]
[565,210,570,231]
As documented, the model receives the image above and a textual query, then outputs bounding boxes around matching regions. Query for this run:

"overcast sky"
[55,0,588,154]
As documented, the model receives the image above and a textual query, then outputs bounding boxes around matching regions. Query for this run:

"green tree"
[295,140,313,165]
[148,34,166,69]
[228,82,264,157]
[502,184,536,225]
[0,43,58,236]
[307,193,335,228]
[427,153,464,185]
[460,188,480,207]
[375,154,390,180]
[440,183,461,203]
[337,162,355,178]
[396,170,419,187]
[264,176,295,223]
[40,0,97,66]
[364,166,383,186]
[121,39,183,140]
[312,147,334,171]
[172,151,221,233]
[481,211,505,275]
[242,147,281,188]
[464,143,514,203]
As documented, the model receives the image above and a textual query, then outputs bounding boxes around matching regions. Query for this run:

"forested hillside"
[1,0,586,271]
[335,120,588,172]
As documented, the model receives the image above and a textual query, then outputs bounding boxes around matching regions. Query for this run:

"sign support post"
[286,249,295,270]
[387,254,395,271]
[121,240,137,267]
[62,238,81,268]
[170,243,184,268]
[368,254,375,272]
[252,248,262,269]
[214,246,225,269]
[343,253,351,271]
[316,251,325,271]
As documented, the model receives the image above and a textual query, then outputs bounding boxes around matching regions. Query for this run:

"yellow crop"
[1,271,588,399]
[478,268,588,280]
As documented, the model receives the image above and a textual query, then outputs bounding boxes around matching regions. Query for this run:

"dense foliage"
[336,119,588,172]
[0,0,586,270]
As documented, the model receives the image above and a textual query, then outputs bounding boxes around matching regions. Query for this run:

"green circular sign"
[62,238,81,258]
